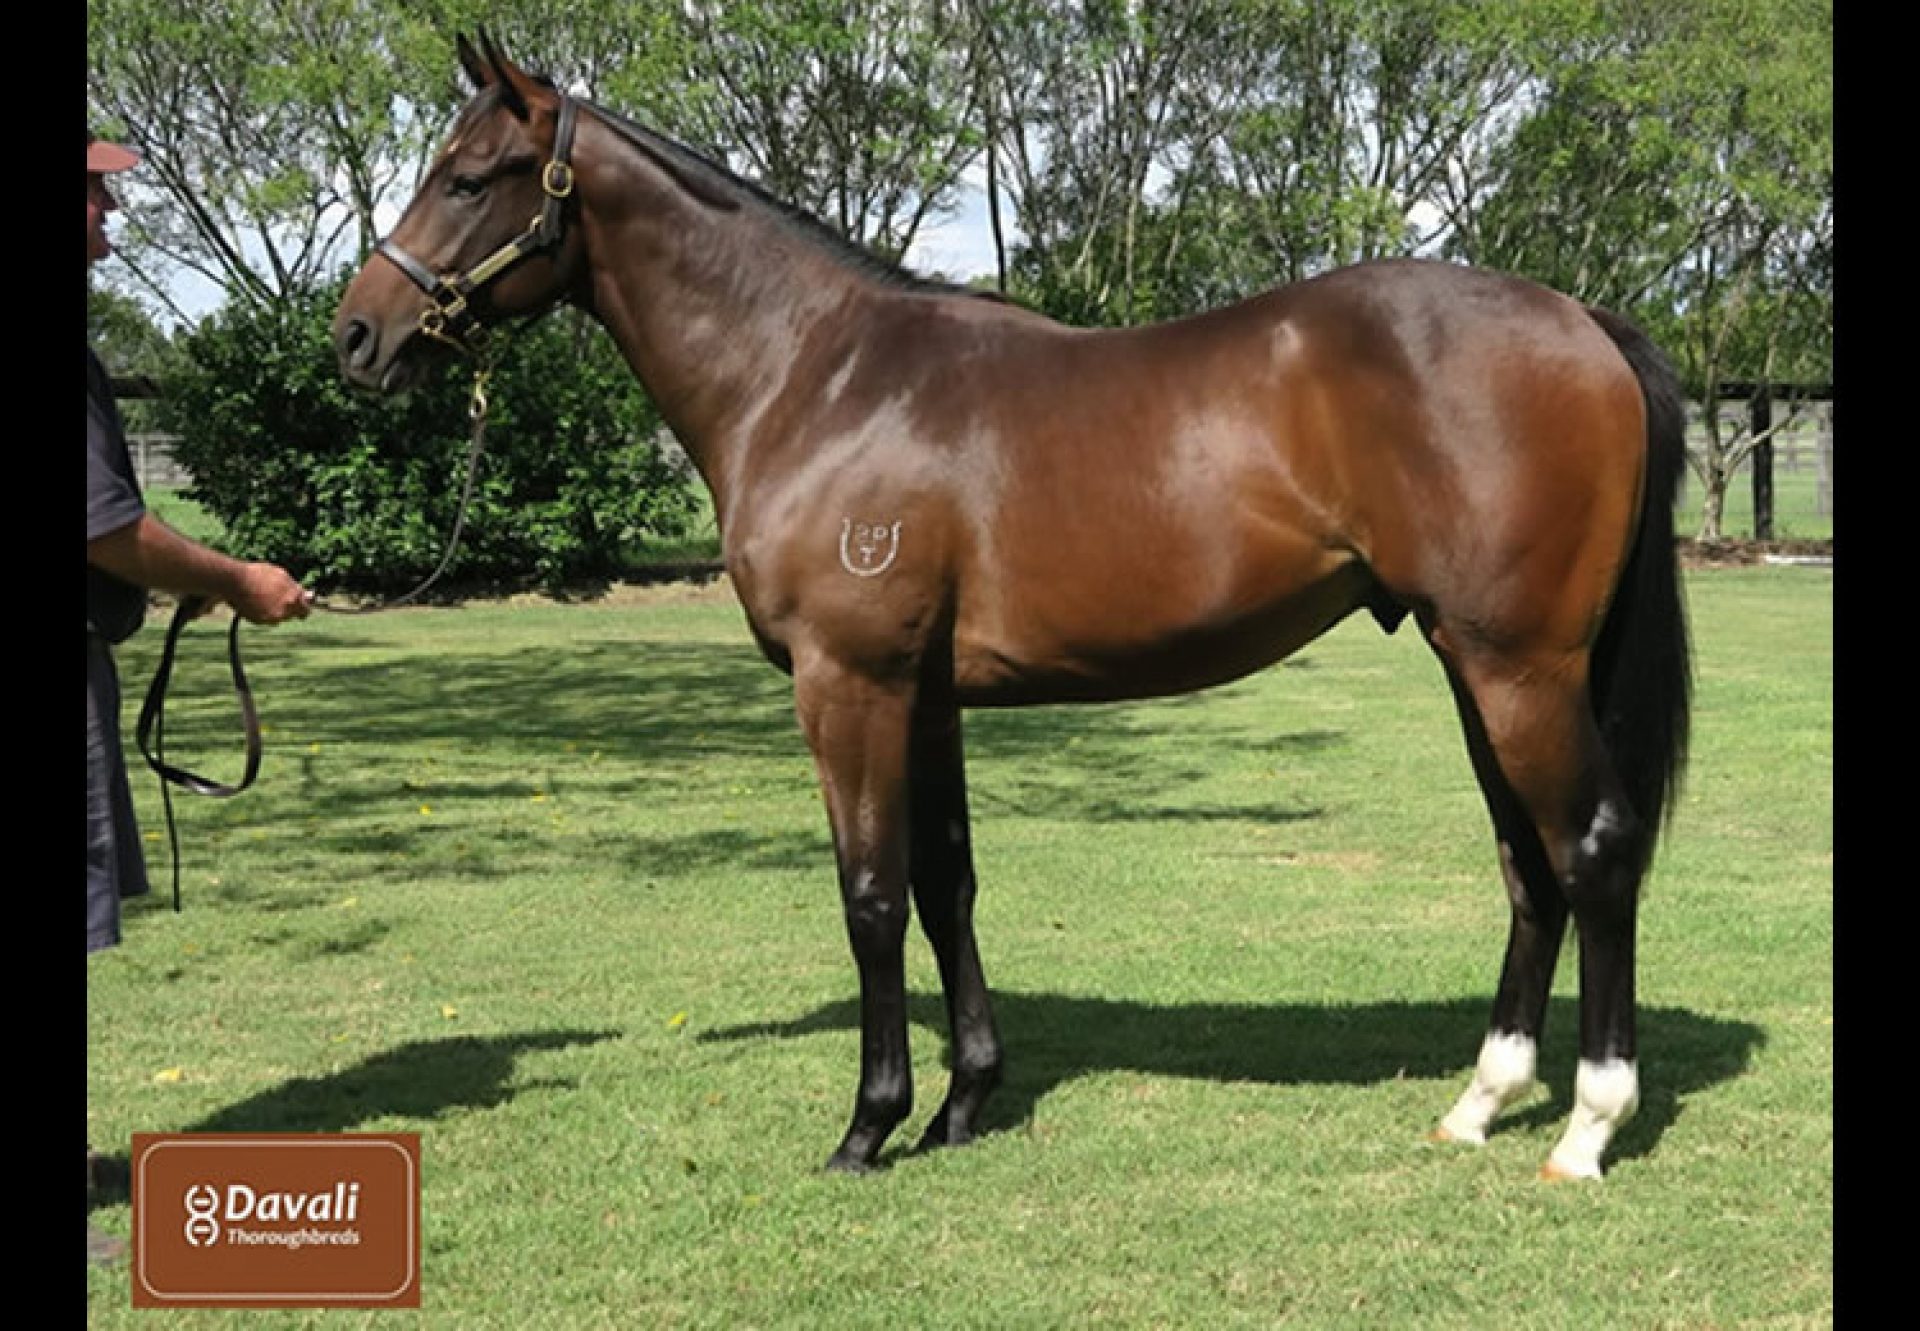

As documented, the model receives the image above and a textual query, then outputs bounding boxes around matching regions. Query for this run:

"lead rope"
[134,599,257,912]
[138,361,498,911]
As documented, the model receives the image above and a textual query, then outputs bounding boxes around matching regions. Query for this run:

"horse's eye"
[449,174,486,198]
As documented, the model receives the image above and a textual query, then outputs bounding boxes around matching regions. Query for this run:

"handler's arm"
[88,513,312,626]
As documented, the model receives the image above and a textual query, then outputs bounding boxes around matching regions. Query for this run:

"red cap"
[88,129,139,174]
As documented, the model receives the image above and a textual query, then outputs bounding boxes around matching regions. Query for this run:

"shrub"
[158,275,700,595]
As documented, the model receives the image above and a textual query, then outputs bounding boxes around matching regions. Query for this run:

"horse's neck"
[575,130,872,527]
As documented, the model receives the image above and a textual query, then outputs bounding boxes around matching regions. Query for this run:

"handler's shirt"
[87,347,148,643]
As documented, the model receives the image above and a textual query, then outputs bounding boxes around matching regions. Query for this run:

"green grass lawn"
[87,566,1831,1328]
[142,487,225,546]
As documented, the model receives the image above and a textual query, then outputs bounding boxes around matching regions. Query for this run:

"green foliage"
[1458,0,1831,385]
[991,0,1580,325]
[1447,0,1831,538]
[155,277,699,594]
[89,285,187,438]
[88,286,181,379]
[655,0,983,260]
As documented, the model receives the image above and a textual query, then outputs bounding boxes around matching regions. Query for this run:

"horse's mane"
[581,98,1000,303]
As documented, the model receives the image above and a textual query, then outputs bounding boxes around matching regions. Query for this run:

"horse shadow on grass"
[87,1029,616,1214]
[699,991,1763,1171]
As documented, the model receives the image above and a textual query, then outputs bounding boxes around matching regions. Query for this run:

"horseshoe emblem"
[839,518,902,578]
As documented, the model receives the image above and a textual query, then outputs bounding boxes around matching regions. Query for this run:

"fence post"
[1816,401,1833,519]
[1750,386,1774,541]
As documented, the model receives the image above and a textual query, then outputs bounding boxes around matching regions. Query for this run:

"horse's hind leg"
[1435,642,1648,1179]
[907,700,1004,1150]
[1434,663,1569,1146]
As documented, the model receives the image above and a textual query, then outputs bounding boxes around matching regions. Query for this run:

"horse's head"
[335,33,583,392]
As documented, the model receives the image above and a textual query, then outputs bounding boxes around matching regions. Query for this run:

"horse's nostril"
[341,318,375,368]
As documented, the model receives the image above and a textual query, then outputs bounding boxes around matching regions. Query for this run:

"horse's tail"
[1584,306,1693,860]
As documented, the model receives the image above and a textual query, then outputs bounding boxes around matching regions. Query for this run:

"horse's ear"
[477,28,531,121]
[455,32,490,92]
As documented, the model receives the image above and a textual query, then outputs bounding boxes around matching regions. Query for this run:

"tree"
[974,0,1551,326]
[1167,0,1545,300]
[407,0,680,111]
[88,286,181,382]
[88,285,185,441]
[975,0,1252,325]
[1660,1,1831,539]
[635,0,984,263]
[90,1,987,313]
[92,0,1831,544]
[1454,0,1832,539]
[86,0,439,323]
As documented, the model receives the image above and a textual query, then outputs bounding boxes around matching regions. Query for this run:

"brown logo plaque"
[131,1133,420,1309]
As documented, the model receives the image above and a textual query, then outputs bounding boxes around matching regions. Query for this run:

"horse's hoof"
[1539,1158,1601,1182]
[1429,1120,1487,1147]
[824,1152,872,1175]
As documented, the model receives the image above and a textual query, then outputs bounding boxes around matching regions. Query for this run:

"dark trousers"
[87,631,149,953]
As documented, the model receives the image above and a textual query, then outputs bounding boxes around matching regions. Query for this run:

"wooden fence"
[127,433,191,490]
[1679,395,1833,541]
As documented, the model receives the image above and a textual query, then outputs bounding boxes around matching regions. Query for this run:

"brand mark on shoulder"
[839,518,902,578]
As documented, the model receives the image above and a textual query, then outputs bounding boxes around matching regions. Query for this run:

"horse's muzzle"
[334,316,420,394]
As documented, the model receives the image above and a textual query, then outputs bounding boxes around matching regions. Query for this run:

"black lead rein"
[135,596,259,912]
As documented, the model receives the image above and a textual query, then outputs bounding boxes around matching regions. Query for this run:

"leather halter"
[375,94,580,357]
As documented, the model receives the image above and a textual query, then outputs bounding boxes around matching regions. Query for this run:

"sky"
[903,171,1006,285]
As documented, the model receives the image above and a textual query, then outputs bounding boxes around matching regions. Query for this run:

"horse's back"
[931,260,1646,698]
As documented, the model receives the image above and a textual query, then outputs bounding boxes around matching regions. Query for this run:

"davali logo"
[132,1133,419,1308]
[182,1183,221,1247]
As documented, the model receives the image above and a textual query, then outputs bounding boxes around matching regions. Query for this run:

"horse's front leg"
[795,653,917,1173]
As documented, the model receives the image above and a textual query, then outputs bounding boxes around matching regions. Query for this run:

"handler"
[87,125,312,1263]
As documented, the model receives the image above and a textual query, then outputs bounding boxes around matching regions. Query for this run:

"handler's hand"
[228,562,314,626]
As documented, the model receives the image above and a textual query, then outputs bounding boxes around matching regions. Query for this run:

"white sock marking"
[1546,1057,1640,1179]
[1438,1033,1538,1145]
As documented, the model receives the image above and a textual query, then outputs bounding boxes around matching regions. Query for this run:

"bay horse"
[334,34,1690,1181]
